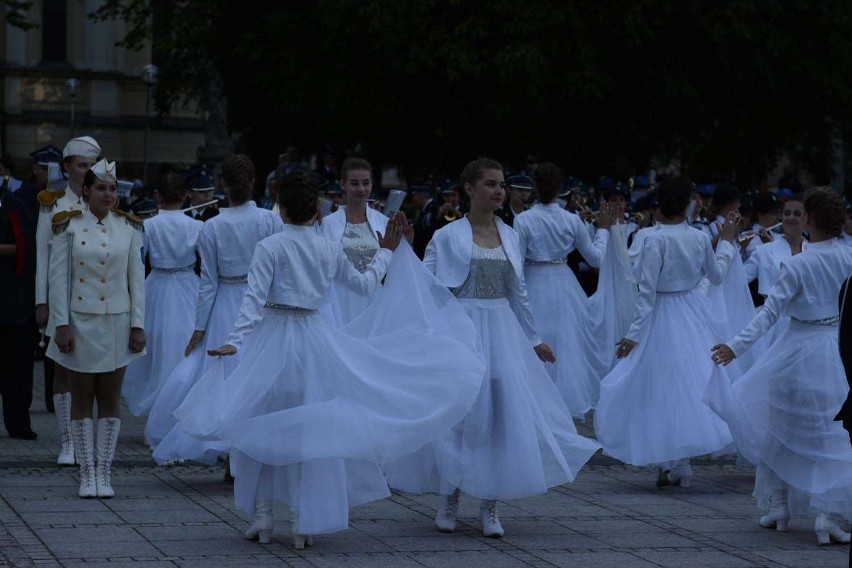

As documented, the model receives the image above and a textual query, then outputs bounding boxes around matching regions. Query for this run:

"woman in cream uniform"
[47,159,146,499]
[320,158,388,325]
[35,136,101,465]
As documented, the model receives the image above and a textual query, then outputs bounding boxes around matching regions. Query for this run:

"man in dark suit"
[410,184,440,259]
[838,276,851,567]
[496,173,532,227]
[184,166,220,222]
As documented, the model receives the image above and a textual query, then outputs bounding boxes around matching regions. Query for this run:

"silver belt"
[151,263,195,273]
[524,258,567,266]
[218,274,248,283]
[791,314,839,327]
[263,302,317,315]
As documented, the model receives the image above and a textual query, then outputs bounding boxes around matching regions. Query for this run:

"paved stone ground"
[0,363,849,567]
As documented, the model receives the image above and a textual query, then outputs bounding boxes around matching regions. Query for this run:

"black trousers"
[0,324,34,435]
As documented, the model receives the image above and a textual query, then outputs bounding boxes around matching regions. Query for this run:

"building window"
[42,0,68,63]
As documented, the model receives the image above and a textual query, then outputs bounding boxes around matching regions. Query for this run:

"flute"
[180,199,219,213]
[739,222,782,238]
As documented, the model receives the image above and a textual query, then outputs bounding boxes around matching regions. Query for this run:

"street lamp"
[141,64,159,185]
[65,78,78,137]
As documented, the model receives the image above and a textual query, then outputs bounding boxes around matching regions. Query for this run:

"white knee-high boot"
[815,512,851,545]
[54,393,75,465]
[95,418,120,498]
[71,419,95,498]
[245,498,273,544]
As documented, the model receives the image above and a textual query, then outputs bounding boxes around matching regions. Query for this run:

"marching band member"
[35,136,101,465]
[46,159,145,498]
[709,188,852,546]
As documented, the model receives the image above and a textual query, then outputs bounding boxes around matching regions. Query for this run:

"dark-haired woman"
[47,159,146,498]
[709,187,852,546]
[122,174,203,416]
[384,158,600,538]
[147,155,283,462]
[595,177,740,488]
[174,171,484,548]
[321,158,388,325]
[513,162,625,419]
[35,136,101,465]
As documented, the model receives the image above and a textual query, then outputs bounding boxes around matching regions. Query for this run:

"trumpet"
[440,204,460,222]
[579,206,646,226]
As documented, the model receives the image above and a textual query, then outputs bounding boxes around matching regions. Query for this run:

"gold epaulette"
[113,209,145,232]
[51,209,82,234]
[38,189,66,213]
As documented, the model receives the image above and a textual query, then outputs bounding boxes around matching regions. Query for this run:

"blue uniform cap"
[506,173,533,191]
[184,166,215,192]
[409,184,434,195]
[30,145,62,165]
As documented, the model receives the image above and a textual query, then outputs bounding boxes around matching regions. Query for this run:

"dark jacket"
[412,199,441,259]
[0,186,36,325]
[837,276,852,433]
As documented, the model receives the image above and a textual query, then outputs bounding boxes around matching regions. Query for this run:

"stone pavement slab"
[0,362,848,567]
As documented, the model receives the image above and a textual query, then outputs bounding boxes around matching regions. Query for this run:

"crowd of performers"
[3,134,851,552]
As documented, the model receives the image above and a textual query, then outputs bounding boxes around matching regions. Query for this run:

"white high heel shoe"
[655,466,672,488]
[815,512,851,546]
[670,460,692,488]
[758,488,789,532]
[293,534,314,550]
[245,500,273,544]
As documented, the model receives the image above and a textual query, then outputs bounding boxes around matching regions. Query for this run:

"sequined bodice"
[342,222,379,273]
[452,244,512,299]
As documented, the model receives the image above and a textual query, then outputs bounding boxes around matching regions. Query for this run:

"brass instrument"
[443,208,460,222]
[579,206,645,226]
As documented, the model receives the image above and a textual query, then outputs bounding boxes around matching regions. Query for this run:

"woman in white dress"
[35,136,101,465]
[47,159,146,498]
[709,188,852,546]
[122,174,203,416]
[742,195,806,346]
[513,162,617,418]
[320,158,389,325]
[384,158,601,538]
[175,171,485,548]
[594,176,740,488]
[146,155,283,461]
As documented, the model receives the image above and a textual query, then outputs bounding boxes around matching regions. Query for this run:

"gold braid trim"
[113,209,145,232]
[38,189,66,213]
[51,209,82,234]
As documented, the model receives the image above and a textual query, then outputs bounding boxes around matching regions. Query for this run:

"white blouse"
[143,210,203,269]
[743,237,806,297]
[627,222,736,341]
[728,239,852,356]
[195,202,284,330]
[225,225,392,349]
[514,203,609,265]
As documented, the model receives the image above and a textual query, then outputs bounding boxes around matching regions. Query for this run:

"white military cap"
[62,136,102,160]
[90,159,117,183]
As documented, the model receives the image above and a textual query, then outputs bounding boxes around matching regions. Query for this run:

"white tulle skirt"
[705,320,852,518]
[704,255,766,373]
[384,297,601,500]
[524,227,636,418]
[595,289,734,466]
[122,270,199,417]
[174,244,485,534]
[145,281,246,461]
[333,281,376,326]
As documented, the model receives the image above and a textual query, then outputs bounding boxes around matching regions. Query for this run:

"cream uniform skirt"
[47,311,145,373]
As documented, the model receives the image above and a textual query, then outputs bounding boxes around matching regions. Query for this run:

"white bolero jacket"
[424,216,542,346]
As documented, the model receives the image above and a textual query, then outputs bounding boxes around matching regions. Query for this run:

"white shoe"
[71,419,96,498]
[655,466,672,488]
[95,418,120,498]
[759,488,790,532]
[435,488,461,533]
[245,499,273,544]
[815,512,851,545]
[670,459,692,488]
[293,534,313,550]
[55,393,75,466]
[480,500,504,538]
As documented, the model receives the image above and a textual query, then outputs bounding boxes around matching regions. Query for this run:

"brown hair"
[278,170,319,224]
[460,157,503,190]
[221,154,255,204]
[804,187,844,237]
[341,157,372,182]
[534,163,563,204]
[158,173,188,205]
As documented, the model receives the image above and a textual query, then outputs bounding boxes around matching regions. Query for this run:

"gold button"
[79,261,84,266]
[79,278,84,283]
[83,228,88,233]
[100,278,106,283]
[100,296,105,301]
[101,243,107,248]
[99,260,105,265]
[101,228,107,233]
[81,241,86,245]
[77,296,82,300]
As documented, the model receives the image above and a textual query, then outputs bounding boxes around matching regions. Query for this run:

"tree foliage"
[80,1,852,184]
